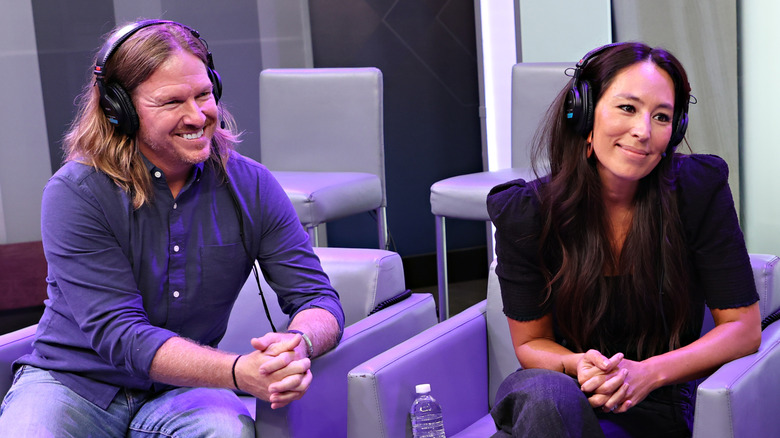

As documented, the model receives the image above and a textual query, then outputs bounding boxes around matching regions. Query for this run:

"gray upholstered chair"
[430,62,570,320]
[0,247,438,438]
[347,253,780,438]
[259,67,388,249]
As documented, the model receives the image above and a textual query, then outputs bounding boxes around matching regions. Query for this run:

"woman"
[487,42,760,437]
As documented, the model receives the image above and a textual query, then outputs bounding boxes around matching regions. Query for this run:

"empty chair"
[430,62,570,320]
[259,67,388,249]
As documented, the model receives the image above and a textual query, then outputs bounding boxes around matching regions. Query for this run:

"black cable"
[227,181,277,333]
[762,309,780,331]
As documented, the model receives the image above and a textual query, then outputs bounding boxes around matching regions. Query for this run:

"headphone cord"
[227,181,277,333]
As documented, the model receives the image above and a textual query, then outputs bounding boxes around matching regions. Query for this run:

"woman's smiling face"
[589,60,675,192]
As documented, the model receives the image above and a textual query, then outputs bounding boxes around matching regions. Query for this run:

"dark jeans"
[490,368,693,438]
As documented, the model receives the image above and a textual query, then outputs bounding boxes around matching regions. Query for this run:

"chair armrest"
[254,293,437,438]
[693,321,780,438]
[347,301,489,438]
[0,324,37,397]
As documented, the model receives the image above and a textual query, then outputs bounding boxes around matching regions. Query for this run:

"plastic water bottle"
[410,383,446,438]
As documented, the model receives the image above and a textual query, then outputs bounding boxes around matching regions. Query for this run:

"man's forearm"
[149,336,237,389]
[287,307,341,358]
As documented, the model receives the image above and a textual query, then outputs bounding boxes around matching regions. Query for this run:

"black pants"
[490,369,694,438]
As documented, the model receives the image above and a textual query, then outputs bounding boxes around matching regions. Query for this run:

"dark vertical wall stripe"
[310,0,485,255]
[32,0,115,173]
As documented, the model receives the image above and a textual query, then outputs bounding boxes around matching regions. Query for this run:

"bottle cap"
[415,383,431,394]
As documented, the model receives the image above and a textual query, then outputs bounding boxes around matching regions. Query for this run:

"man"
[0,20,344,436]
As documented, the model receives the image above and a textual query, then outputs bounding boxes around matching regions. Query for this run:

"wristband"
[232,354,242,390]
[287,329,314,358]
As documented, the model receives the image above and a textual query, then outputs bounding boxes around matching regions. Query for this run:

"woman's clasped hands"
[576,349,661,414]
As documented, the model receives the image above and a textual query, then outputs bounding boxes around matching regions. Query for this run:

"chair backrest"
[486,253,780,408]
[510,62,571,169]
[259,67,386,203]
[750,254,780,321]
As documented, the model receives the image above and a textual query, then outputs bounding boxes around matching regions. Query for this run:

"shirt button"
[173,203,178,209]
[173,245,180,252]
[154,171,162,178]
[173,291,180,298]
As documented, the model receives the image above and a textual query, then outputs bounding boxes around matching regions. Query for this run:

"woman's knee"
[494,368,593,421]
[492,369,602,437]
[497,368,584,404]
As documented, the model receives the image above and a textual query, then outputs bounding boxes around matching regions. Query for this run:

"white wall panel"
[741,0,780,256]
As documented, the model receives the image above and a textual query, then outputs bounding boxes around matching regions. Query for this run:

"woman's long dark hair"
[531,42,692,360]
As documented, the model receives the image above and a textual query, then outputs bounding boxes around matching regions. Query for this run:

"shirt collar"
[140,152,204,176]
[139,152,205,193]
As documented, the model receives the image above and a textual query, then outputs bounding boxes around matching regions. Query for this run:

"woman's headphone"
[93,19,223,136]
[563,42,689,151]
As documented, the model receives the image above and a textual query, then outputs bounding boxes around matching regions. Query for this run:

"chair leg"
[307,225,319,247]
[376,206,388,250]
[435,215,448,321]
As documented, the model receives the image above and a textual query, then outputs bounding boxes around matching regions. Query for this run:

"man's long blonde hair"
[63,21,240,209]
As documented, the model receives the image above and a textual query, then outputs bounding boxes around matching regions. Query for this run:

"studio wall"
[308,0,484,256]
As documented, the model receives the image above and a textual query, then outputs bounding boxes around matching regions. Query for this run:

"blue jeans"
[490,368,692,438]
[0,365,255,437]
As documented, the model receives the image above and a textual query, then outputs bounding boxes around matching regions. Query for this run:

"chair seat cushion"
[430,168,535,220]
[271,171,382,226]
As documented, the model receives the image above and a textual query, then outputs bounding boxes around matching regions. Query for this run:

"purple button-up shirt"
[19,152,344,409]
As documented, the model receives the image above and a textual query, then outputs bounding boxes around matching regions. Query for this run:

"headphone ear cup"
[207,67,222,104]
[578,80,594,138]
[564,79,593,138]
[668,111,688,152]
[100,82,139,136]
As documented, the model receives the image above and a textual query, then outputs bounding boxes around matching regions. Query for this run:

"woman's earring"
[586,132,594,158]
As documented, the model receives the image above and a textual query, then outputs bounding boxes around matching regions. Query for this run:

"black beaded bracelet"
[286,329,313,358]
[231,354,242,390]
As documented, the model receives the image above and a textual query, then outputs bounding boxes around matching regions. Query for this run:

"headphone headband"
[95,20,179,78]
[94,19,222,135]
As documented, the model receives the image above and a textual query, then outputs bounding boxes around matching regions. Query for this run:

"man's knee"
[129,387,255,438]
[0,366,125,436]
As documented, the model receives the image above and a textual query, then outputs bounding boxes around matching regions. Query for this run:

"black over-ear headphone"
[564,42,688,151]
[94,19,222,136]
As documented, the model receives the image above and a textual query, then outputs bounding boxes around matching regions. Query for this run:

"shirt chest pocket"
[199,243,250,307]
